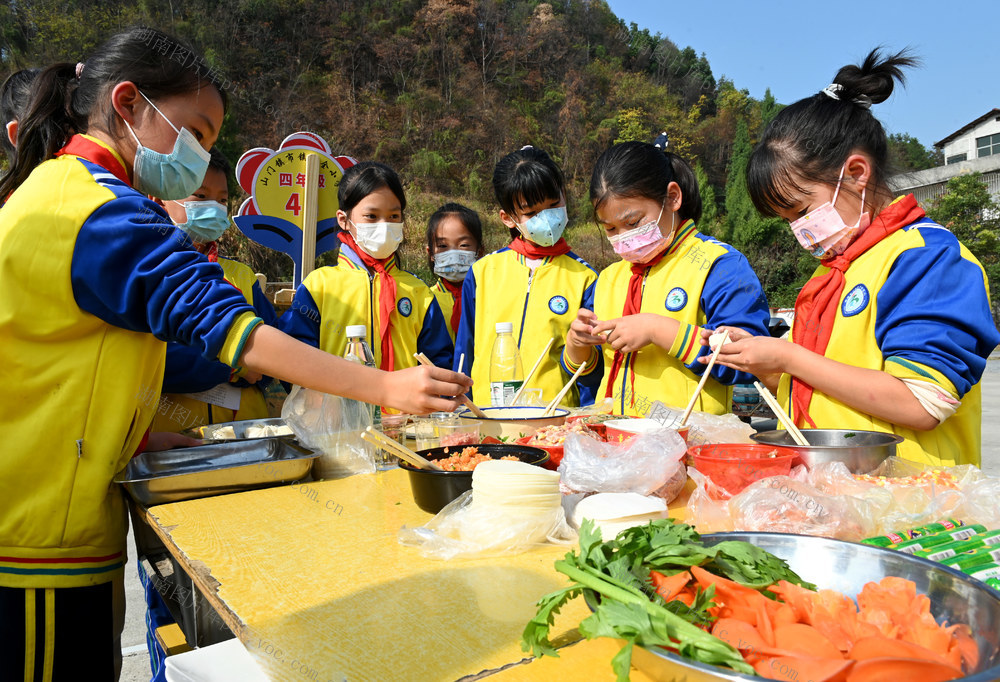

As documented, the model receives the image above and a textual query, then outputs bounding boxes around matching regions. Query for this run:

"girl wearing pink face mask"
[705,49,1000,467]
[564,141,770,416]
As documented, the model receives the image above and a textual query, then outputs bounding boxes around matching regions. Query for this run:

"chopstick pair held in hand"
[413,353,487,418]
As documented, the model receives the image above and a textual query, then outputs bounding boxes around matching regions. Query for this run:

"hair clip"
[520,144,534,151]
[75,62,85,80]
[822,83,871,109]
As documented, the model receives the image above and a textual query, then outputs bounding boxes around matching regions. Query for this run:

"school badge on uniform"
[665,287,687,311]
[841,284,869,317]
[397,297,413,317]
[548,295,569,315]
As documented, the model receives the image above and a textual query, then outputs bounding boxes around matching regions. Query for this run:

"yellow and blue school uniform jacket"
[279,241,453,368]
[589,220,770,416]
[431,280,459,343]
[455,247,599,406]
[152,257,278,432]
[777,216,1000,467]
[0,135,261,588]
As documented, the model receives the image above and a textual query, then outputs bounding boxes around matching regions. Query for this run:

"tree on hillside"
[888,133,940,172]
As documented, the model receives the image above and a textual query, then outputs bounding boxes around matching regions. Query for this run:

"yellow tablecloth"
[144,469,694,681]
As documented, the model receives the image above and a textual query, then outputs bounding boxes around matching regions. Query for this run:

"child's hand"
[592,314,658,354]
[384,365,474,414]
[567,309,605,348]
[699,325,755,347]
[700,334,789,377]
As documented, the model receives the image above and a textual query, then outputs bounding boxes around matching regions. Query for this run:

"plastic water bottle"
[489,322,523,407]
[344,325,381,430]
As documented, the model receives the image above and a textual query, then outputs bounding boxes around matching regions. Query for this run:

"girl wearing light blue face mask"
[452,145,601,408]
[152,147,280,435]
[425,202,485,343]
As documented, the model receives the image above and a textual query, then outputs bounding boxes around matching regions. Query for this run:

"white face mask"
[433,249,477,281]
[350,219,404,259]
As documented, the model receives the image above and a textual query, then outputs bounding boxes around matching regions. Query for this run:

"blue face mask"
[173,200,230,243]
[122,91,211,200]
[517,206,568,247]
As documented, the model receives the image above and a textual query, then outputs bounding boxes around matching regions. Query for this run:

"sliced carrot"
[773,623,844,660]
[846,657,962,682]
[770,579,817,625]
[672,588,695,607]
[712,617,768,652]
[848,636,960,671]
[753,656,853,682]
[773,603,799,628]
[691,565,765,602]
[948,624,979,671]
[756,598,776,648]
[650,570,691,602]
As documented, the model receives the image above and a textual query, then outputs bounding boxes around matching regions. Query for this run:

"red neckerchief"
[338,231,396,371]
[791,194,925,427]
[603,249,671,405]
[195,241,220,263]
[507,236,571,259]
[604,219,696,406]
[55,134,131,185]
[439,278,463,336]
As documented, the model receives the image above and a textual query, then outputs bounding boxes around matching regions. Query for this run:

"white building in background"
[890,108,1000,207]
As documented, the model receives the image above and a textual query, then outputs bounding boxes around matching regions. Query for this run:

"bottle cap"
[495,322,513,334]
[345,324,367,338]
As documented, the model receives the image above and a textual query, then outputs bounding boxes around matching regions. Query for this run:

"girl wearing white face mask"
[150,148,280,434]
[705,49,1000,468]
[425,203,485,343]
[454,145,600,407]
[564,142,770,417]
[280,161,454,374]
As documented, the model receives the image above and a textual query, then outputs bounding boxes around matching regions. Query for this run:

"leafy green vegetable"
[522,518,816,680]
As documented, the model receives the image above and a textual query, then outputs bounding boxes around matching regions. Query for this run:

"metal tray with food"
[181,418,293,441]
[115,438,318,506]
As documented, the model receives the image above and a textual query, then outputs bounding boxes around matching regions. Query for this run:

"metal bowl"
[751,428,902,474]
[399,443,549,513]
[634,532,1000,681]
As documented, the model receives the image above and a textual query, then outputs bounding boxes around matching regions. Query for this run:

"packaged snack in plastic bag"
[281,385,375,478]
[557,429,687,502]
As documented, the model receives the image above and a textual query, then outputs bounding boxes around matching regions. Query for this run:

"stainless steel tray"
[634,532,1000,681]
[115,438,319,506]
[181,418,292,441]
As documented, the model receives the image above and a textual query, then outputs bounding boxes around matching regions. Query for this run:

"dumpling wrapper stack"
[399,458,576,559]
[571,492,668,539]
[463,460,562,544]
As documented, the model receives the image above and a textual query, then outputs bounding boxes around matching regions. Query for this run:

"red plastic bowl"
[687,444,796,497]
[515,435,563,470]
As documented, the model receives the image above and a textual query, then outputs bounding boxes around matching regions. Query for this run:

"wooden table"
[141,469,692,681]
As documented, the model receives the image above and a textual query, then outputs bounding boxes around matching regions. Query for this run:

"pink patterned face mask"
[609,203,674,264]
[789,164,870,259]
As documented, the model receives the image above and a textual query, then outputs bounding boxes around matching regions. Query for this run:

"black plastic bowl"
[399,443,549,513]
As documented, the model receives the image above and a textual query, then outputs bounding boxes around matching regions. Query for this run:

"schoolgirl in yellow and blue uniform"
[454,146,599,406]
[711,49,1000,467]
[0,29,471,680]
[426,202,485,343]
[280,161,453,372]
[565,142,769,416]
[150,147,279,433]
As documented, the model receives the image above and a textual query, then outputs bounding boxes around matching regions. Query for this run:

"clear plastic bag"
[557,429,687,501]
[397,490,576,560]
[644,400,756,445]
[729,475,872,541]
[281,385,375,478]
